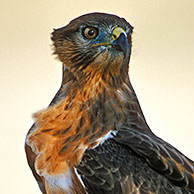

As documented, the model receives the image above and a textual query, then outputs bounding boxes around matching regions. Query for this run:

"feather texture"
[25,12,194,194]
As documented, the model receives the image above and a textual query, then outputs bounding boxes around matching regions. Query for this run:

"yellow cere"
[112,27,126,40]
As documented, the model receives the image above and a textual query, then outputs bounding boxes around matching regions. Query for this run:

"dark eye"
[83,26,98,39]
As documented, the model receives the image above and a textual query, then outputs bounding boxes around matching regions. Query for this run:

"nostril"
[112,34,117,40]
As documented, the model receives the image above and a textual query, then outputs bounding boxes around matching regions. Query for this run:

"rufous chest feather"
[26,80,128,194]
[27,81,126,172]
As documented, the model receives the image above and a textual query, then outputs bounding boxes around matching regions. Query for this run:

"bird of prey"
[25,12,194,194]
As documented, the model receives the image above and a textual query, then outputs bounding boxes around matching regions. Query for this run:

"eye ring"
[83,26,98,39]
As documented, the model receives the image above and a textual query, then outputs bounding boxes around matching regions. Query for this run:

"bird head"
[52,13,133,86]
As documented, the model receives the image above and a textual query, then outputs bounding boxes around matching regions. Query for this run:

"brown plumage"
[25,12,194,194]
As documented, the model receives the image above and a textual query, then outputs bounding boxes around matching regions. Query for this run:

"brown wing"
[77,138,192,194]
[25,127,47,194]
[114,127,194,193]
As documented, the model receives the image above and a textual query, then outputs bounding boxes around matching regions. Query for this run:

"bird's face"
[52,13,133,84]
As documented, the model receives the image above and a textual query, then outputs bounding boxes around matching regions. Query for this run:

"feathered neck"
[51,66,151,135]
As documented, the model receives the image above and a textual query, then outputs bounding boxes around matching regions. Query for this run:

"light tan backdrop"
[0,0,194,193]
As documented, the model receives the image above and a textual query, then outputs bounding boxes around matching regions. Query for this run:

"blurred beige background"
[0,0,194,193]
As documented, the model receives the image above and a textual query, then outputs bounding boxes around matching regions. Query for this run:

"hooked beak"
[91,27,128,58]
[111,27,128,58]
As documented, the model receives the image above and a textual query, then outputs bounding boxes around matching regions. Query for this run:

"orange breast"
[26,79,126,193]
[27,79,115,174]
